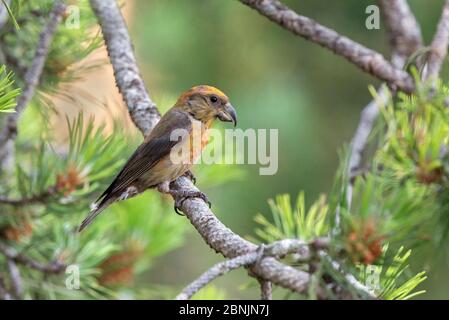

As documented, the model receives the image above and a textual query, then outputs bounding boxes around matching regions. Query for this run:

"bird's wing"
[96,108,192,202]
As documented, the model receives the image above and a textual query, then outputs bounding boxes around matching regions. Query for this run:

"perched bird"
[78,85,237,232]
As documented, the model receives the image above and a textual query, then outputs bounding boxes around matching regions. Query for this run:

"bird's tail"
[78,196,116,232]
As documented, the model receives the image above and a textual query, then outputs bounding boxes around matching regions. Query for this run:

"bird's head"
[174,85,237,126]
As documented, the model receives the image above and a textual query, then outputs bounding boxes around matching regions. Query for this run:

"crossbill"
[78,85,237,231]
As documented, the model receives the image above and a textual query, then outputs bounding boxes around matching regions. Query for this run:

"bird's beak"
[217,103,237,127]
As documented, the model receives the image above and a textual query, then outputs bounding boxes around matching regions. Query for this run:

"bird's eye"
[210,95,218,104]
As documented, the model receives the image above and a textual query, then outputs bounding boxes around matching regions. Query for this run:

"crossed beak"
[217,103,237,127]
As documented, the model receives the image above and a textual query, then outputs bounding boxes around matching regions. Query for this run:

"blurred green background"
[121,0,448,299]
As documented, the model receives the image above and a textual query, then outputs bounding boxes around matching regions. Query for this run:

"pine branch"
[378,0,423,66]
[0,186,57,207]
[175,248,264,300]
[6,259,22,298]
[258,279,272,300]
[425,0,449,80]
[0,242,66,274]
[0,0,11,30]
[0,1,66,170]
[345,0,423,210]
[176,239,329,300]
[0,273,12,300]
[238,0,415,93]
[319,251,376,299]
[89,0,321,297]
[345,87,390,209]
[88,0,160,136]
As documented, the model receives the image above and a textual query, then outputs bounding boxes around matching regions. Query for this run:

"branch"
[0,1,66,170]
[176,248,264,300]
[345,0,423,209]
[6,259,22,299]
[238,0,415,93]
[377,0,423,66]
[345,87,390,208]
[0,0,11,30]
[0,273,12,300]
[175,239,329,300]
[171,178,317,294]
[319,251,376,299]
[89,0,320,297]
[258,279,272,300]
[425,0,449,80]
[0,242,66,274]
[0,186,57,207]
[88,0,159,136]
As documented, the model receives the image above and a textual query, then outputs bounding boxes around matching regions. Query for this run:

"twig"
[0,46,27,77]
[176,249,264,300]
[345,87,390,208]
[345,0,423,211]
[176,239,329,300]
[378,0,423,66]
[238,0,414,93]
[319,251,376,299]
[0,273,12,300]
[0,186,57,207]
[0,242,66,274]
[258,279,272,300]
[88,0,159,136]
[425,0,449,81]
[89,0,320,297]
[0,1,66,170]
[0,0,11,30]
[6,259,22,299]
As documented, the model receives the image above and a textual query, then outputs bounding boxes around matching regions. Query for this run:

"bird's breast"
[140,118,211,186]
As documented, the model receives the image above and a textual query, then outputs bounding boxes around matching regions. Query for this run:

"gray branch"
[176,239,328,300]
[319,251,376,299]
[0,0,66,170]
[345,87,390,208]
[238,0,415,93]
[0,0,11,30]
[0,185,57,207]
[6,259,22,299]
[171,178,316,295]
[88,0,160,136]
[345,0,423,209]
[0,242,66,274]
[89,0,321,297]
[0,273,12,300]
[425,0,449,80]
[258,279,272,300]
[175,249,264,300]
[378,0,423,66]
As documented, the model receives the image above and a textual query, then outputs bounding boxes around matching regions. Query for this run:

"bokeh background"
[54,0,449,299]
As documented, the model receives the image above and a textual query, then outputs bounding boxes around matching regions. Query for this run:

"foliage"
[0,65,20,113]
[0,113,186,299]
[1,0,20,30]
[253,193,329,243]
[249,80,449,299]
[0,0,102,111]
[358,245,426,300]
[0,0,242,299]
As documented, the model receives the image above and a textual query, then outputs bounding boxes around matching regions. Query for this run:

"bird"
[78,85,237,232]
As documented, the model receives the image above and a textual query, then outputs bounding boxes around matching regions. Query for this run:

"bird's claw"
[173,191,211,215]
[183,170,196,185]
[174,202,184,216]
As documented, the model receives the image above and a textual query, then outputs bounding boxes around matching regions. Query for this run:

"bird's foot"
[169,189,211,215]
[183,170,196,185]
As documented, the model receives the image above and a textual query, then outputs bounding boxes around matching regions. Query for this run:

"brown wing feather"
[96,108,192,203]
